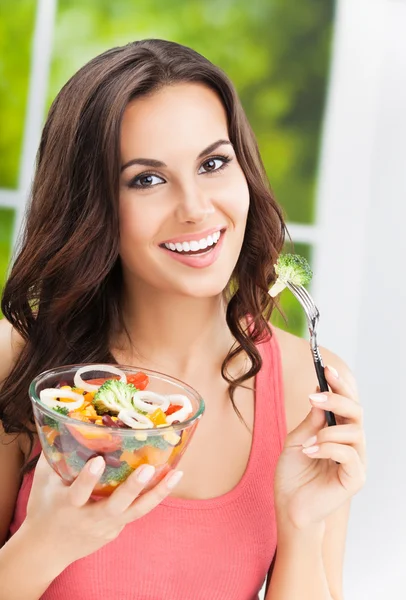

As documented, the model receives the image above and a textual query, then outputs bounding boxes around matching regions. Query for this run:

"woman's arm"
[264,501,349,600]
[0,524,69,600]
[0,319,61,600]
[266,521,333,600]
[270,328,365,599]
[0,319,27,547]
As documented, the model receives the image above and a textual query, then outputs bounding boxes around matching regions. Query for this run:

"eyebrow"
[120,139,233,173]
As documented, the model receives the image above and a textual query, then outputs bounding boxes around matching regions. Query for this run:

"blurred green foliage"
[0,0,334,334]
[0,209,15,297]
[49,0,334,223]
[0,0,36,188]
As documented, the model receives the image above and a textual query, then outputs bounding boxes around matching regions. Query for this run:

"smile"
[159,229,226,269]
[162,230,221,255]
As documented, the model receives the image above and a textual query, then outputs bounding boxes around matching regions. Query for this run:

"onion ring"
[74,364,127,392]
[39,388,85,410]
[165,394,193,424]
[131,390,170,413]
[118,409,153,429]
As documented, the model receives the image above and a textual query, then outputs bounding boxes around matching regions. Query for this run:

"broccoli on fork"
[269,253,313,297]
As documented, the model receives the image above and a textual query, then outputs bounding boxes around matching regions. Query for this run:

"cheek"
[220,173,250,226]
[118,194,158,260]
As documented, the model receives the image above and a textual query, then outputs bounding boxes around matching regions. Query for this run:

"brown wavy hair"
[1,39,286,473]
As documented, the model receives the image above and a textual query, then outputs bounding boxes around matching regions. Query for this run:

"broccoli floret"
[65,452,134,484]
[122,434,170,452]
[92,379,137,415]
[54,406,70,416]
[65,451,86,472]
[42,406,69,431]
[100,462,134,484]
[269,253,313,297]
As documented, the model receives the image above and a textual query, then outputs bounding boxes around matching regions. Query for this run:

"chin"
[175,279,230,299]
[162,265,233,298]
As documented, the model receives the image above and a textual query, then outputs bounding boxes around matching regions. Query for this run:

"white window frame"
[0,0,57,245]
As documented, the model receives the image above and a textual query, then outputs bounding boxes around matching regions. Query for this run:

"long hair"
[1,39,286,473]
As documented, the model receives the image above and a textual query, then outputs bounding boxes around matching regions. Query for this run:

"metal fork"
[285,281,336,427]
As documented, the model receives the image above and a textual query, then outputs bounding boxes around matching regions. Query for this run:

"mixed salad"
[36,365,194,495]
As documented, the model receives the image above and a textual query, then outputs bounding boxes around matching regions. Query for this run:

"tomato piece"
[85,376,119,386]
[165,404,182,416]
[126,372,149,390]
[68,424,122,452]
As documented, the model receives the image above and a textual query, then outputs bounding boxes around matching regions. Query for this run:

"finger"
[324,364,359,402]
[32,452,62,485]
[284,407,326,447]
[121,469,184,524]
[101,464,156,516]
[309,392,363,423]
[302,442,366,492]
[68,456,106,507]
[302,424,367,464]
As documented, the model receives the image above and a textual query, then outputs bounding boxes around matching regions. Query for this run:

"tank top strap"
[255,327,287,454]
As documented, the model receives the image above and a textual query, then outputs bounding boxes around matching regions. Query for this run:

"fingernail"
[89,456,105,475]
[302,445,319,454]
[302,435,318,448]
[167,471,183,489]
[137,465,155,484]
[326,365,339,378]
[309,393,328,403]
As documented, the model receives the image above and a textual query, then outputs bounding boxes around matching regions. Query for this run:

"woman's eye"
[129,174,165,189]
[198,156,230,175]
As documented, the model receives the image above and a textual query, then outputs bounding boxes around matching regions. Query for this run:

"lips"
[159,229,226,269]
[159,226,227,246]
[163,230,221,255]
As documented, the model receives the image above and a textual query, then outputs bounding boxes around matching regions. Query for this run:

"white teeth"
[164,230,222,253]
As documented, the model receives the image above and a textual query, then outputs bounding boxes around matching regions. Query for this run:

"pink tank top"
[9,333,287,600]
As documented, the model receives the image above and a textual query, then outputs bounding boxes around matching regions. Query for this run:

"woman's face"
[119,83,250,298]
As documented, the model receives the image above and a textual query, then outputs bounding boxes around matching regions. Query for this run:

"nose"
[174,182,215,224]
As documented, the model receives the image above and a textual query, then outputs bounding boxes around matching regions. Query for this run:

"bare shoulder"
[0,317,28,454]
[271,326,357,433]
[0,319,26,546]
[0,318,25,386]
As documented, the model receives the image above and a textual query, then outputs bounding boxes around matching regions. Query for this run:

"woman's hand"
[22,453,183,568]
[274,365,367,530]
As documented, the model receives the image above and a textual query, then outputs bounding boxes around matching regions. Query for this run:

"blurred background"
[0,0,405,597]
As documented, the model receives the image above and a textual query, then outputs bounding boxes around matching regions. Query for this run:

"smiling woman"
[0,39,366,600]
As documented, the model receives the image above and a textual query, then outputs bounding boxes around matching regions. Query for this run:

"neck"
[114,282,236,381]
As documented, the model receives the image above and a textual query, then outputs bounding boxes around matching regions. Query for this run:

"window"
[0,0,335,337]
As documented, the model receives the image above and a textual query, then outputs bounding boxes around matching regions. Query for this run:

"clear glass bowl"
[29,364,205,498]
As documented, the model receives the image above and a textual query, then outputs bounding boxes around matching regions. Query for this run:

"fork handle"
[312,344,337,427]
